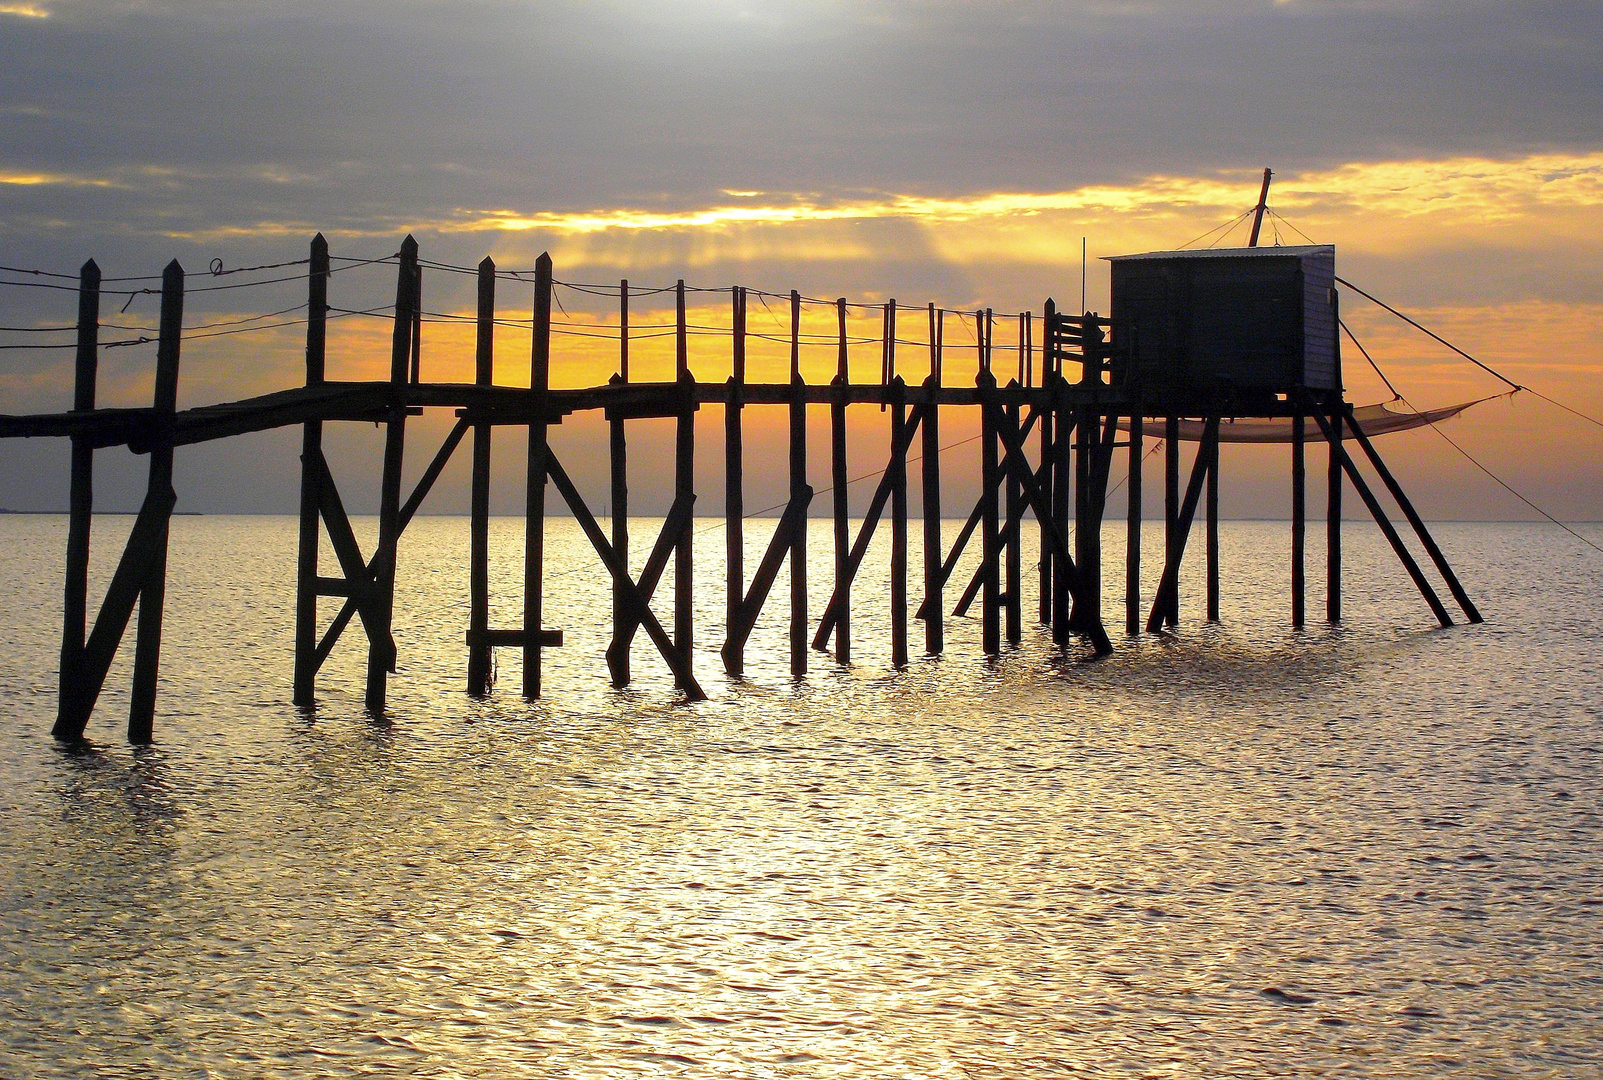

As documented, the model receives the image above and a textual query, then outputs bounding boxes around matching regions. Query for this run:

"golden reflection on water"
[0,517,1599,1076]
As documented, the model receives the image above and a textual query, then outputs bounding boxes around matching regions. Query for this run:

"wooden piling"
[293,236,330,707]
[609,279,630,685]
[1147,418,1217,634]
[674,279,694,685]
[4,234,1495,716]
[922,304,944,655]
[545,452,705,700]
[789,290,807,678]
[1163,415,1180,628]
[128,259,184,742]
[365,238,416,713]
[1004,386,1022,646]
[1071,393,1093,629]
[831,296,850,663]
[1341,410,1482,623]
[53,259,99,738]
[724,286,746,675]
[467,256,495,695]
[1051,404,1074,644]
[888,302,908,668]
[1327,398,1342,624]
[1033,311,1052,627]
[978,330,1000,657]
[951,409,1043,622]
[814,405,926,651]
[1314,411,1452,628]
[1040,302,1059,638]
[523,251,552,697]
[1291,409,1305,628]
[1206,419,1220,623]
[1126,411,1142,636]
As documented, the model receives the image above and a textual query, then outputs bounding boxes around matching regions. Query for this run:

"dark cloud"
[4,1,1599,209]
[3,0,1599,515]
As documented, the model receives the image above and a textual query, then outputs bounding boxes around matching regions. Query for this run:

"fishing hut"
[0,230,1482,744]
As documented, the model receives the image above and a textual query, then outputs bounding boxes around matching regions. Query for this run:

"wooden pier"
[0,234,1482,744]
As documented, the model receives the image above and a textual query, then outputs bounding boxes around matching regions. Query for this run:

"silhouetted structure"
[0,234,1481,744]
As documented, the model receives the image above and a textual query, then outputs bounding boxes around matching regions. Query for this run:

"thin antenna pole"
[1248,168,1273,247]
[1081,237,1086,313]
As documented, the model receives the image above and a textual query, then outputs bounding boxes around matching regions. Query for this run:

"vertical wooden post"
[619,278,629,382]
[409,264,423,384]
[1045,302,1072,643]
[367,237,416,713]
[830,297,850,663]
[523,251,552,697]
[54,259,99,737]
[1126,410,1143,635]
[608,279,630,686]
[1327,398,1342,624]
[293,235,329,706]
[1072,390,1093,628]
[1291,408,1305,628]
[888,302,908,669]
[674,279,694,685]
[1020,311,1031,387]
[1004,385,1022,646]
[1206,419,1220,623]
[789,290,808,678]
[1163,415,1180,628]
[922,304,944,655]
[128,259,184,743]
[467,256,495,695]
[1052,409,1074,644]
[725,286,746,675]
[1038,301,1054,626]
[978,315,1000,657]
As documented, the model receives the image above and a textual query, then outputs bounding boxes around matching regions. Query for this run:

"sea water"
[0,515,1599,1077]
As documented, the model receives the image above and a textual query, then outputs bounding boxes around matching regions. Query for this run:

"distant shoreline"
[0,509,205,516]
[0,510,1595,525]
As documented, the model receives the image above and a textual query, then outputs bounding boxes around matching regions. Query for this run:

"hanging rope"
[1339,319,1402,401]
[1342,320,1603,555]
[1338,275,1603,433]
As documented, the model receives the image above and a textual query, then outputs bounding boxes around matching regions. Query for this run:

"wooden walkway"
[0,234,1482,744]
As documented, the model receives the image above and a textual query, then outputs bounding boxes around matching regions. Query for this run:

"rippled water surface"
[1,515,1600,1077]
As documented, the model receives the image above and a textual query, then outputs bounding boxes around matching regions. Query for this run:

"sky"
[2,0,1601,521]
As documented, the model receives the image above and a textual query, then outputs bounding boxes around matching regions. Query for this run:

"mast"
[1247,167,1272,247]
